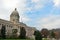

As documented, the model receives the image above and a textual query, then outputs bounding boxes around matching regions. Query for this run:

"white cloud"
[32,0,40,3]
[53,0,60,8]
[2,0,19,9]
[34,3,44,10]
[28,0,52,11]
[37,15,60,30]
[2,0,27,9]
[25,0,45,11]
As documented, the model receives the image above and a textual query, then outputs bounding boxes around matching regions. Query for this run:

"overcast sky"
[0,0,60,30]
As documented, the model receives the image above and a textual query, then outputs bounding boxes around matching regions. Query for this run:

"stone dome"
[10,8,19,17]
[10,8,20,23]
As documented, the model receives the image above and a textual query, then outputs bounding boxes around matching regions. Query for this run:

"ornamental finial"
[15,8,17,11]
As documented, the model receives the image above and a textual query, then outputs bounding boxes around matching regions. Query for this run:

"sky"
[0,0,60,30]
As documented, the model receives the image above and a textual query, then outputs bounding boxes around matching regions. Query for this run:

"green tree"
[51,31,55,38]
[19,27,26,39]
[34,30,42,40]
[1,25,6,39]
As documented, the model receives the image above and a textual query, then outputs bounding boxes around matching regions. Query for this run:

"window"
[7,25,8,27]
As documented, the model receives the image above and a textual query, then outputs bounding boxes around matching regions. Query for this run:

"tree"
[1,25,6,39]
[50,31,55,38]
[34,30,42,40]
[19,27,26,39]
[41,28,49,38]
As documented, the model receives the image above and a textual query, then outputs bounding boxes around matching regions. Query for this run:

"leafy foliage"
[41,28,49,38]
[34,30,42,40]
[19,27,26,39]
[51,31,55,38]
[1,25,6,39]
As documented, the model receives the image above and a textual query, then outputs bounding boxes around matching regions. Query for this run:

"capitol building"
[0,8,35,38]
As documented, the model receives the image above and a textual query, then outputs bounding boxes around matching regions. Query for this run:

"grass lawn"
[0,39,33,40]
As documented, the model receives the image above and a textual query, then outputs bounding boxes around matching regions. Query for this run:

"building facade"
[0,8,35,38]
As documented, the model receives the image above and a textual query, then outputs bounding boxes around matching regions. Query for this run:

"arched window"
[7,25,8,27]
